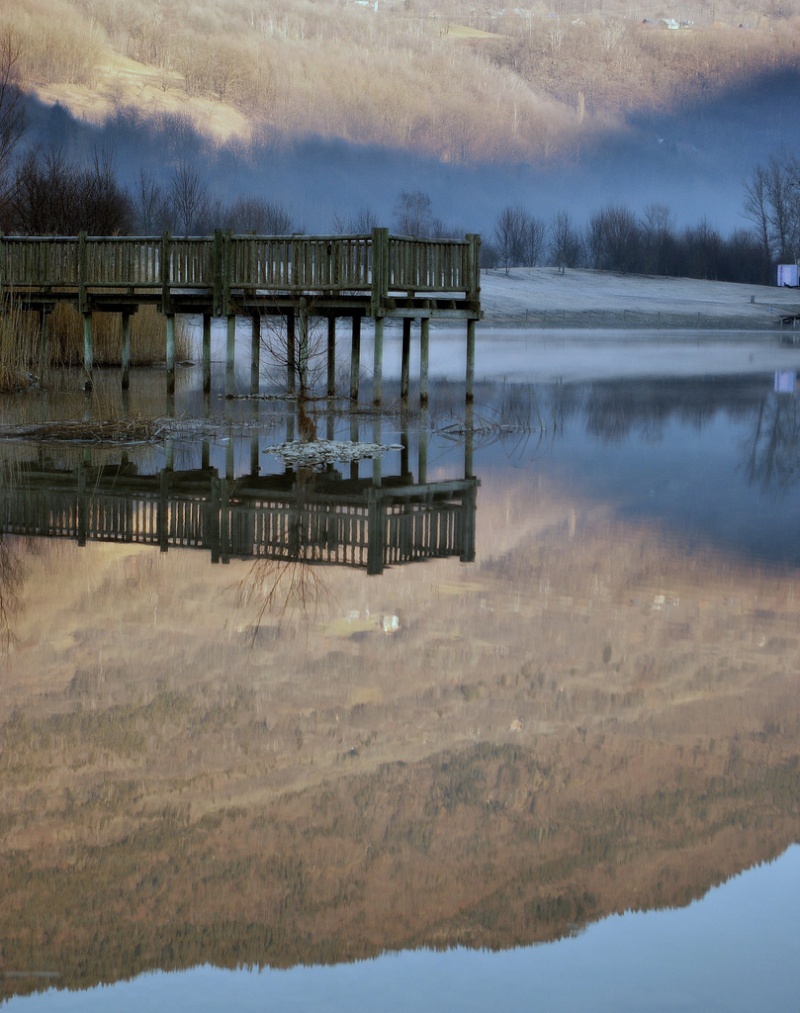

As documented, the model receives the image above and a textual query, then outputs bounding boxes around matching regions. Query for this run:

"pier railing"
[0,229,481,316]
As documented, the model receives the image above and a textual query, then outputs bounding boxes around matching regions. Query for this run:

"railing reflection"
[0,461,478,575]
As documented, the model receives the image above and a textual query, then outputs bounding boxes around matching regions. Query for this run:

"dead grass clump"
[0,417,171,445]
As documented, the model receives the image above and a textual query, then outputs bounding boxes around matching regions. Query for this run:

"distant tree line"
[484,200,771,285]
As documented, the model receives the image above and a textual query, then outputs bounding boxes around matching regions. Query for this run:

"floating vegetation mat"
[263,439,404,468]
[0,418,174,445]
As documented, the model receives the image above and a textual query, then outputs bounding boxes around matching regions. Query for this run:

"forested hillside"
[5,0,800,164]
[1,0,800,279]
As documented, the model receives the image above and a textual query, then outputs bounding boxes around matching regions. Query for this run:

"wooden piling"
[350,315,361,401]
[372,317,384,405]
[226,314,236,396]
[286,309,296,394]
[466,317,476,404]
[401,318,411,401]
[250,311,261,395]
[202,314,212,394]
[420,317,430,405]
[121,310,132,390]
[166,313,176,395]
[82,313,93,390]
[327,316,336,398]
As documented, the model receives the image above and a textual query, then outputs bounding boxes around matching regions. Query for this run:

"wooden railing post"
[222,231,233,316]
[78,231,88,315]
[160,232,172,314]
[466,233,481,308]
[371,227,389,317]
[213,230,224,316]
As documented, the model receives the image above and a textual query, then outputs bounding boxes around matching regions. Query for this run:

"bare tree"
[548,210,583,269]
[331,206,380,234]
[494,204,526,273]
[586,204,641,273]
[80,147,133,234]
[493,205,546,273]
[0,28,26,225]
[640,203,677,275]
[11,147,132,234]
[394,190,434,237]
[742,164,772,272]
[168,160,211,236]
[133,169,170,233]
[743,151,800,267]
[225,195,296,233]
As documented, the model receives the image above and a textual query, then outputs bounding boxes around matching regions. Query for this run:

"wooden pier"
[0,229,482,402]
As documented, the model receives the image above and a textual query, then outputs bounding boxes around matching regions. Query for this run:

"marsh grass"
[0,301,193,392]
[47,304,192,367]
[0,301,40,392]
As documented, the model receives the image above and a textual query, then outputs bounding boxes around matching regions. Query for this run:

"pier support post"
[250,311,261,395]
[465,401,474,480]
[466,317,476,403]
[202,314,212,393]
[420,317,430,405]
[82,312,93,390]
[350,315,361,401]
[38,307,49,378]
[401,318,411,402]
[327,316,336,398]
[226,314,236,396]
[166,313,176,395]
[419,405,429,485]
[121,311,132,390]
[286,309,296,394]
[372,317,384,405]
[298,298,309,393]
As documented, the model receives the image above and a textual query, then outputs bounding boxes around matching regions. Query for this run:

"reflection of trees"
[0,535,23,650]
[0,456,27,650]
[236,469,330,633]
[583,378,764,443]
[745,394,800,491]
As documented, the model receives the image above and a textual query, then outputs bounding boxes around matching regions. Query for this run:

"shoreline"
[475,267,800,332]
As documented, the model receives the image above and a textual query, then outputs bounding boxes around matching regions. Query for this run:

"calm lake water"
[1,329,799,1011]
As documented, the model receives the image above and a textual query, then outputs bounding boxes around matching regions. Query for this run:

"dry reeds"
[46,304,192,366]
[0,300,40,392]
[0,299,193,392]
[0,417,172,444]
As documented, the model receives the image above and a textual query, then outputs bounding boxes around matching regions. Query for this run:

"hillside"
[6,0,800,163]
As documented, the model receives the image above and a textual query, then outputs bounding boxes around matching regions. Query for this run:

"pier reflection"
[0,430,478,575]
[0,462,478,573]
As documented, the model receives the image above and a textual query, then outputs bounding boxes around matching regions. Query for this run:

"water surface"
[1,332,799,1010]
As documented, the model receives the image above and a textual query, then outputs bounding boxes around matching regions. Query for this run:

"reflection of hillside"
[1,476,799,998]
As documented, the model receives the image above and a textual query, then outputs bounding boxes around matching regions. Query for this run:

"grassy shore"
[479,268,800,331]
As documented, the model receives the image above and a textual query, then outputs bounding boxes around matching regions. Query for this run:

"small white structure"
[777,264,799,287]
